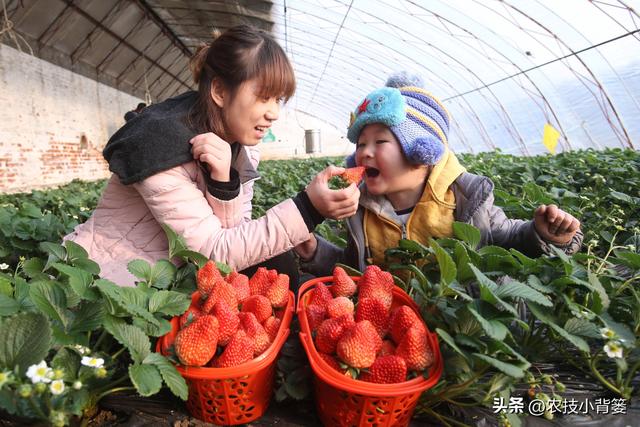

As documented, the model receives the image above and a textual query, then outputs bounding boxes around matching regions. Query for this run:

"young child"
[296,73,582,275]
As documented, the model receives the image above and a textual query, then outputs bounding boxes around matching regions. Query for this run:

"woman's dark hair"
[188,25,296,138]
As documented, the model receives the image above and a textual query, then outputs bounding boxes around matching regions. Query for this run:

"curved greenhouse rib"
[342,4,529,154]
[290,42,496,151]
[535,0,640,139]
[500,1,635,149]
[293,1,528,153]
[408,0,572,151]
[276,4,499,151]
[306,0,354,107]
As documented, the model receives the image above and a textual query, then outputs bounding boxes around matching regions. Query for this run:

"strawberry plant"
[382,222,639,426]
[251,157,342,217]
[0,180,106,267]
[458,148,639,256]
[0,148,638,423]
[0,225,210,426]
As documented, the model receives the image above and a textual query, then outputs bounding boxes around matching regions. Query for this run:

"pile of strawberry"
[171,261,289,368]
[305,265,434,384]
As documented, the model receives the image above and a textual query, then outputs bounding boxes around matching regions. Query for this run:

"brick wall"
[0,44,142,193]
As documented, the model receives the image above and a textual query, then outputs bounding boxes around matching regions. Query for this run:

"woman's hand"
[306,166,360,220]
[294,233,318,261]
[190,132,232,182]
[533,204,580,245]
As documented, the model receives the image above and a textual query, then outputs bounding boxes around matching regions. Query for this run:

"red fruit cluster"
[307,265,434,384]
[173,261,289,368]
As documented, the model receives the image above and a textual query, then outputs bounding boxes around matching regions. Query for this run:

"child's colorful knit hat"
[346,72,450,166]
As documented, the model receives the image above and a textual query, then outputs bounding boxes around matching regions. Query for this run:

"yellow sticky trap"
[542,123,560,154]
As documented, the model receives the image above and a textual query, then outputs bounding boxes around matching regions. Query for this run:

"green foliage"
[0,180,106,265]
[5,149,635,266]
[0,227,194,425]
[458,148,640,255]
[250,157,344,217]
[0,313,51,376]
[386,222,639,422]
[250,157,350,248]
[1,148,638,423]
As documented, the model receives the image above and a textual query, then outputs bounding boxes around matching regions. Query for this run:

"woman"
[65,25,360,286]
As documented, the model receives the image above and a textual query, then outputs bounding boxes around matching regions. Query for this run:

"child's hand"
[294,233,317,261]
[533,204,580,245]
[306,166,360,220]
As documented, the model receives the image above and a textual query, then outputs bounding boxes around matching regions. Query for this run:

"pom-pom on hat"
[346,72,450,166]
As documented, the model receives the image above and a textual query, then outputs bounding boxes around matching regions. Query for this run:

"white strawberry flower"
[81,356,104,368]
[50,380,65,395]
[600,327,616,340]
[604,341,623,359]
[26,361,52,384]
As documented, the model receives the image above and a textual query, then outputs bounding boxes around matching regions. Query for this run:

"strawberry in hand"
[329,166,366,189]
[341,167,365,185]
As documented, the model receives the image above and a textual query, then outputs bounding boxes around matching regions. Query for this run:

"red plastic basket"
[297,277,443,427]
[157,291,294,426]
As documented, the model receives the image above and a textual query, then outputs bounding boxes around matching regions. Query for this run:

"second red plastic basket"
[297,277,443,427]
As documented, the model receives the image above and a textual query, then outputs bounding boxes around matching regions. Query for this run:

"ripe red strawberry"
[226,271,238,283]
[241,295,272,323]
[203,279,238,313]
[211,300,240,346]
[355,297,390,338]
[249,267,271,296]
[332,266,357,297]
[315,314,355,354]
[196,261,223,296]
[336,320,382,369]
[378,340,396,357]
[179,305,202,328]
[359,265,394,311]
[395,326,433,371]
[360,355,407,384]
[227,272,250,303]
[214,330,255,368]
[267,269,278,283]
[174,315,219,366]
[390,305,426,345]
[306,304,326,332]
[263,316,281,342]
[239,312,271,356]
[309,282,333,309]
[341,166,365,185]
[327,296,355,319]
[264,274,289,308]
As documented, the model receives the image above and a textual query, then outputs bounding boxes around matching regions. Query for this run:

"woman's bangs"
[253,45,296,102]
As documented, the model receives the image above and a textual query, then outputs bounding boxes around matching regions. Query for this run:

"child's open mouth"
[365,167,380,178]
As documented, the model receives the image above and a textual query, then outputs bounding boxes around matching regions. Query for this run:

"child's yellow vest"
[363,149,465,267]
